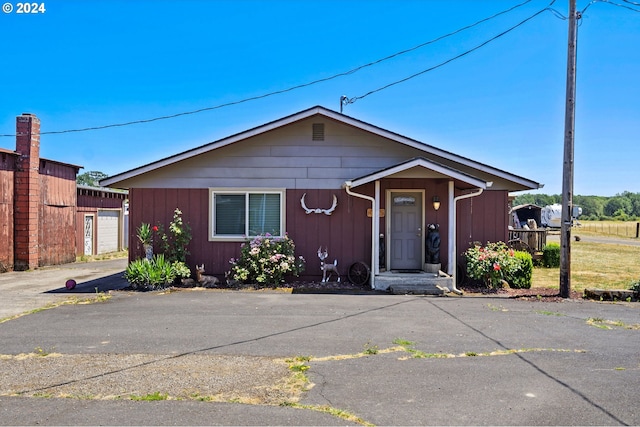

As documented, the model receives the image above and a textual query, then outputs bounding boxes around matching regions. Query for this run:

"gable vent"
[312,123,325,141]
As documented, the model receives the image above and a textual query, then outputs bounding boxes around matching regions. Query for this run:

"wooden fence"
[578,221,640,238]
[508,229,548,254]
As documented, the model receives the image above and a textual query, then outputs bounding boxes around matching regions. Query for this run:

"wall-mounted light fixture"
[432,196,440,211]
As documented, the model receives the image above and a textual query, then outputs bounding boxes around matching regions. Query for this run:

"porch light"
[432,196,440,211]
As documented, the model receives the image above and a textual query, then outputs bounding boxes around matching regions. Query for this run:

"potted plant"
[137,223,154,260]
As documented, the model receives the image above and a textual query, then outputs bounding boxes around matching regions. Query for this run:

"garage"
[97,210,120,254]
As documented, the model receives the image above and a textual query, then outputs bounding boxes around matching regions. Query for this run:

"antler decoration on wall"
[300,193,338,216]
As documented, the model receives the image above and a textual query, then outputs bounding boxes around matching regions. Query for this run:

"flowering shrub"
[464,242,521,288]
[228,233,305,287]
[172,261,192,280]
[155,208,192,263]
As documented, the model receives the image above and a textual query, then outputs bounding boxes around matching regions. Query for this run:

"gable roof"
[101,105,541,191]
[346,157,492,190]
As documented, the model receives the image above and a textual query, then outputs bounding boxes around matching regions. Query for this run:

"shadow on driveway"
[45,271,128,294]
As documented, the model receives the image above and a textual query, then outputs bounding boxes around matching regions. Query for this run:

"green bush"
[172,261,192,279]
[542,242,561,268]
[630,279,640,294]
[505,251,533,289]
[124,254,177,290]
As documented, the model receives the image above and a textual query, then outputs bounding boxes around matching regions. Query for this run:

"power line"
[342,0,557,105]
[0,0,536,137]
[582,0,640,13]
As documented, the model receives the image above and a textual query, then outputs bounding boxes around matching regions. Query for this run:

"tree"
[620,191,640,217]
[574,195,604,219]
[77,171,108,187]
[513,193,560,207]
[604,196,632,217]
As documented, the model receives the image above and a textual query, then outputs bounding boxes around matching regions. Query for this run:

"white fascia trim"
[348,158,489,189]
[324,110,541,190]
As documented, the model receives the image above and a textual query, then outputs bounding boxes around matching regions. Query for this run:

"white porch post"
[447,181,455,277]
[374,180,380,275]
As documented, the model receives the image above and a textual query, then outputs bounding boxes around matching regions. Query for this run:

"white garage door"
[97,210,120,254]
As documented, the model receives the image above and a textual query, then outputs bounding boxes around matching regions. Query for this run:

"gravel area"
[0,352,300,404]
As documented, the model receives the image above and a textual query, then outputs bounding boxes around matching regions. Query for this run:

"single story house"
[102,106,542,290]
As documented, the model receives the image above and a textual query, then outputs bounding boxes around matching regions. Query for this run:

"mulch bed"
[123,280,587,301]
[459,284,584,302]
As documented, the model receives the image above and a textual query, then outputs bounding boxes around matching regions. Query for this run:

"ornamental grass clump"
[124,254,176,291]
[464,242,523,288]
[228,234,305,287]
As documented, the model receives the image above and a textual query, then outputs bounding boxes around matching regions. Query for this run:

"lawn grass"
[532,240,640,292]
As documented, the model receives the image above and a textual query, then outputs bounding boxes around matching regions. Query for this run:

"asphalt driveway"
[0,261,639,425]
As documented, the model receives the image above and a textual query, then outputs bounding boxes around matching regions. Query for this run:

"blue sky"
[1,0,638,196]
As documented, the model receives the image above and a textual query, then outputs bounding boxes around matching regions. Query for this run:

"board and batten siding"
[128,187,373,282]
[456,190,510,257]
[128,184,508,282]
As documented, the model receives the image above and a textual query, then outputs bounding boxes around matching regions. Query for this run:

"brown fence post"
[636,222,639,238]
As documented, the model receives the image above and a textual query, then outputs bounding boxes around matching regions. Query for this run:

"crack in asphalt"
[424,298,630,426]
[13,298,417,397]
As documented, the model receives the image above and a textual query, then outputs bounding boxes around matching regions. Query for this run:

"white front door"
[389,191,423,271]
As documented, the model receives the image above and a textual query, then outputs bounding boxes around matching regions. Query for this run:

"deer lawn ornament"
[301,193,338,215]
[196,264,219,288]
[318,247,340,282]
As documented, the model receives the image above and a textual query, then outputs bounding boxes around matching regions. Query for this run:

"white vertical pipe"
[344,182,376,289]
[450,186,485,295]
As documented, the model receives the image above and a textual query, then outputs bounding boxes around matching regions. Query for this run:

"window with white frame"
[210,189,284,239]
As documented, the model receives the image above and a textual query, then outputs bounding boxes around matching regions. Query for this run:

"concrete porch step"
[388,284,448,295]
[375,271,454,295]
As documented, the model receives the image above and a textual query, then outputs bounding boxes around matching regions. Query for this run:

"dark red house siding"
[128,185,509,282]
[456,190,509,252]
[128,188,216,264]
[287,189,372,281]
[129,183,508,280]
[128,187,372,282]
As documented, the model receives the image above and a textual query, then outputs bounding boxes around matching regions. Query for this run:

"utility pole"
[560,0,579,298]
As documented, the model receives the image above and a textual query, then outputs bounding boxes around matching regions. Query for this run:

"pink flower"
[493,263,501,271]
